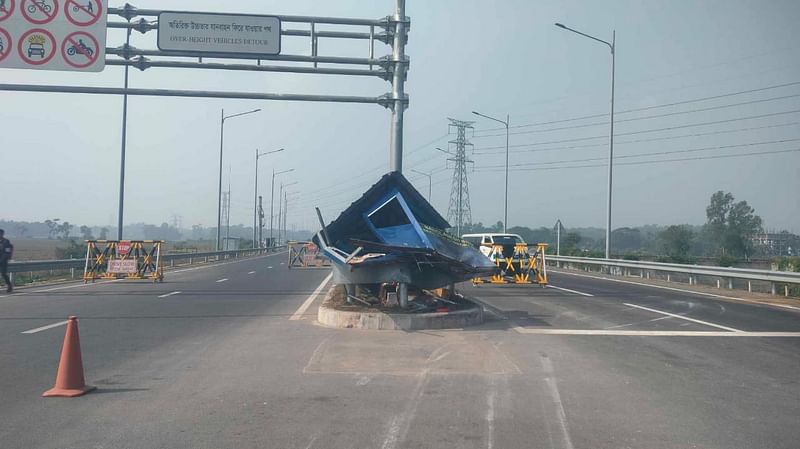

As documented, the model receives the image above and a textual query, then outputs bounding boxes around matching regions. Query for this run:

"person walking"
[0,229,13,293]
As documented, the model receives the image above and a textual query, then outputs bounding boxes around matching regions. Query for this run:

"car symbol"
[28,43,45,58]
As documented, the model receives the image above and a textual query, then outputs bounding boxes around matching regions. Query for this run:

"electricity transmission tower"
[443,118,474,236]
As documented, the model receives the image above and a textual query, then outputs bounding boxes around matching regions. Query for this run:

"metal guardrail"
[7,247,286,275]
[548,255,800,286]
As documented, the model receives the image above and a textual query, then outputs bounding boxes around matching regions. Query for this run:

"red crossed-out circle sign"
[18,28,55,65]
[0,0,15,22]
[65,0,102,27]
[0,27,12,62]
[61,30,98,68]
[21,0,58,25]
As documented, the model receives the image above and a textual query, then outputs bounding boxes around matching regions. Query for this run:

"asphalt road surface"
[1,254,798,449]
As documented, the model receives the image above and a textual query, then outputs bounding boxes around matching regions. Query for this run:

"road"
[0,255,798,449]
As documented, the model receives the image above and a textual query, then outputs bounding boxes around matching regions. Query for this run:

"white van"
[461,233,526,258]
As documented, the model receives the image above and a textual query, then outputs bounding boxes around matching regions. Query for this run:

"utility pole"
[556,23,616,259]
[555,219,563,256]
[441,118,474,236]
[221,191,230,250]
[258,195,264,249]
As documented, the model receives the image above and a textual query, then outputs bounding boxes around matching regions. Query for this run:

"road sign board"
[108,259,136,274]
[21,0,58,25]
[18,27,54,64]
[0,0,104,71]
[64,0,101,27]
[61,29,97,67]
[0,27,11,62]
[158,11,280,56]
[0,0,15,22]
[116,241,132,255]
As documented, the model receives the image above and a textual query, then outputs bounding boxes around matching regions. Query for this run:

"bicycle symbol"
[27,0,52,14]
[67,38,93,56]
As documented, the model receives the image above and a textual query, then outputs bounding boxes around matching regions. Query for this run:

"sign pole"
[389,0,406,173]
[117,19,130,240]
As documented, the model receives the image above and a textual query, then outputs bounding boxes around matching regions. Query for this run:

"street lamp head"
[555,23,566,29]
[471,111,480,115]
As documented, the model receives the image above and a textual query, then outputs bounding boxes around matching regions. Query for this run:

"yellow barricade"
[83,240,164,283]
[473,242,548,286]
[288,241,331,269]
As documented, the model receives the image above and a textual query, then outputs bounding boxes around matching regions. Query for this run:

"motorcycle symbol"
[27,0,52,14]
[0,38,4,54]
[67,39,94,56]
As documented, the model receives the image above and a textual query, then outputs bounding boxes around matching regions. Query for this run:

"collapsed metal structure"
[313,172,497,308]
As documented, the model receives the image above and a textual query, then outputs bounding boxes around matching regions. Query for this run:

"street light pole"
[472,111,509,232]
[555,22,615,259]
[410,169,432,202]
[270,168,294,247]
[254,148,284,249]
[216,107,261,250]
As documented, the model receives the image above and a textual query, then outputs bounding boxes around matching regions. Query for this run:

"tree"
[57,221,73,240]
[99,227,109,240]
[659,225,693,262]
[79,225,94,240]
[705,191,763,258]
[611,227,643,253]
[44,218,60,239]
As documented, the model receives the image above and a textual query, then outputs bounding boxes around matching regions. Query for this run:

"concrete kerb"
[317,285,484,330]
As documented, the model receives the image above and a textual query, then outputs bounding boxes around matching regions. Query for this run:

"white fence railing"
[7,246,286,282]
[548,255,800,296]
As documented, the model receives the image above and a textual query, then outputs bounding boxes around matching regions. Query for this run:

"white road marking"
[486,379,496,449]
[551,269,800,311]
[5,253,290,298]
[30,279,123,293]
[624,303,742,332]
[280,262,285,265]
[541,356,575,449]
[514,328,800,337]
[267,266,273,269]
[604,315,672,329]
[290,273,333,321]
[158,291,181,298]
[248,271,256,275]
[381,369,429,449]
[21,320,69,334]
[547,285,594,297]
[216,278,229,283]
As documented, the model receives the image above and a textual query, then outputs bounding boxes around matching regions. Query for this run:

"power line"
[472,96,800,139]
[474,80,800,134]
[473,121,800,155]
[476,138,800,169]
[475,148,800,173]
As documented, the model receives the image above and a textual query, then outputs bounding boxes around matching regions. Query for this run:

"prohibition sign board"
[0,0,15,22]
[21,0,58,25]
[64,0,101,27]
[17,27,55,64]
[61,29,96,67]
[0,27,11,62]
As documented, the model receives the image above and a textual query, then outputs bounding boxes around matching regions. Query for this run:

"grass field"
[9,239,218,261]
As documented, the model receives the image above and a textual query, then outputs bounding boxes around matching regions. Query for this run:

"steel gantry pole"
[472,111,509,232]
[254,148,285,248]
[555,23,615,259]
[270,168,294,248]
[117,20,131,240]
[216,108,261,250]
[389,0,408,173]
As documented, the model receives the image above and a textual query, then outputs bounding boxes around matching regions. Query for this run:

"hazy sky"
[3,0,799,234]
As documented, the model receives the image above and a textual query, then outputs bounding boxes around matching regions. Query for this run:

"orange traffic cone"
[42,316,95,398]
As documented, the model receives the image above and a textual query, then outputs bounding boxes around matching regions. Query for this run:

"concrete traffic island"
[317,284,484,330]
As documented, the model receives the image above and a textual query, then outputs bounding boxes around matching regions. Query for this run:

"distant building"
[751,231,800,256]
